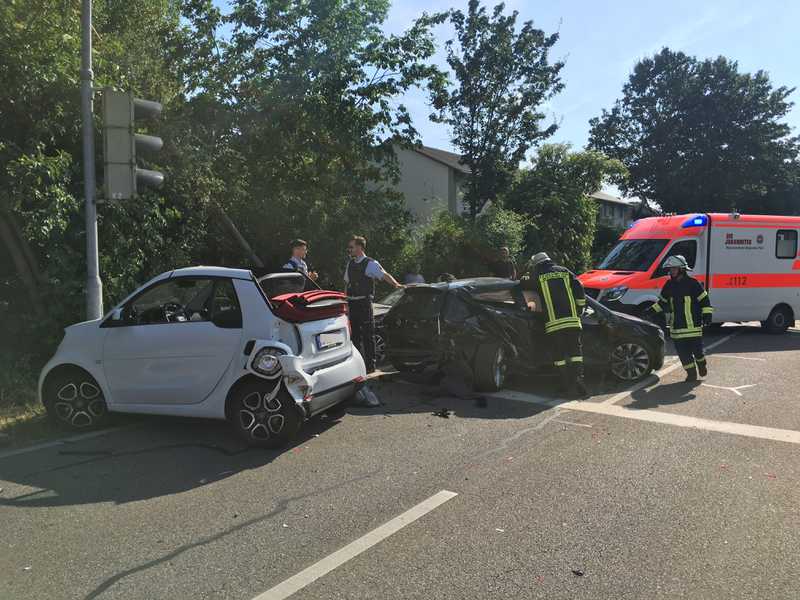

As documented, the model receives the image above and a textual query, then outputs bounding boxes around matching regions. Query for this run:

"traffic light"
[101,88,164,201]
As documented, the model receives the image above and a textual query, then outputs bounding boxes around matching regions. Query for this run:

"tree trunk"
[211,204,264,268]
[0,212,45,317]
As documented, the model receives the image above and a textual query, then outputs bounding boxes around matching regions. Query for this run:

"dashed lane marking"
[253,490,459,600]
[0,426,129,460]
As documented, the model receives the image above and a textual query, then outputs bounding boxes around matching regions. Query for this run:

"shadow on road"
[0,414,341,509]
[627,380,701,410]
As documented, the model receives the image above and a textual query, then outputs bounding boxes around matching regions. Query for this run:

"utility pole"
[81,0,103,319]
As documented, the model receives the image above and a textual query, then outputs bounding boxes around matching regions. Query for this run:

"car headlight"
[603,286,628,302]
[252,348,285,377]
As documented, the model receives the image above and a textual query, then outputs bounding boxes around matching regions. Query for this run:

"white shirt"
[343,255,386,283]
[284,256,309,274]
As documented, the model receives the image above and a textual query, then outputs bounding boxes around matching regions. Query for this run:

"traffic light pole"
[81,0,103,319]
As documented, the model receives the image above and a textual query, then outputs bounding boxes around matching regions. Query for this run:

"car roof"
[408,277,519,294]
[169,266,254,280]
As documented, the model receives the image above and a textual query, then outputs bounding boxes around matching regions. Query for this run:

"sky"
[383,0,800,154]
[210,1,800,161]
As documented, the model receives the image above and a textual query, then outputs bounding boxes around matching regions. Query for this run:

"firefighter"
[649,255,713,381]
[529,252,588,398]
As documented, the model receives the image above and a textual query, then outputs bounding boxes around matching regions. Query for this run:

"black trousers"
[349,299,375,372]
[548,328,584,388]
[674,337,705,372]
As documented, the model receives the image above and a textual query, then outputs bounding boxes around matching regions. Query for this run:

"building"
[392,145,470,222]
[591,190,651,229]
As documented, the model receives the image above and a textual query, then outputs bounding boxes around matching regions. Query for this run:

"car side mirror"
[110,307,123,321]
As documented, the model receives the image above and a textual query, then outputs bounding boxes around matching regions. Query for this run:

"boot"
[685,369,697,382]
[697,361,707,377]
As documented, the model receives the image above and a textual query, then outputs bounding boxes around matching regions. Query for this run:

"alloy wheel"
[610,342,651,381]
[53,381,106,428]
[493,347,507,389]
[238,382,285,441]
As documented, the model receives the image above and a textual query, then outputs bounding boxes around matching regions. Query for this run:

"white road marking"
[0,426,128,460]
[710,355,766,362]
[553,419,593,428]
[253,490,459,600]
[701,383,757,397]
[490,391,800,445]
[601,331,740,405]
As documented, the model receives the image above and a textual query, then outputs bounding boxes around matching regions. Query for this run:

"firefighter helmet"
[663,255,690,270]
[530,252,551,268]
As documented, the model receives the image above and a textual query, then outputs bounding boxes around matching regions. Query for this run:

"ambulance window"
[776,230,797,259]
[655,240,697,277]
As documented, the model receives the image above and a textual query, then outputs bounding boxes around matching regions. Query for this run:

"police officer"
[649,255,713,381]
[284,239,318,281]
[529,252,588,398]
[344,235,403,373]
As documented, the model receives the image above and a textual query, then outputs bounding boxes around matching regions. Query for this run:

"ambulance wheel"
[762,305,793,334]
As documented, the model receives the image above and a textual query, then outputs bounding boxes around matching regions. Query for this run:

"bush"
[592,223,624,267]
[414,207,528,281]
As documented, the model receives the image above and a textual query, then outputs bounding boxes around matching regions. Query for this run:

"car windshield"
[598,239,668,271]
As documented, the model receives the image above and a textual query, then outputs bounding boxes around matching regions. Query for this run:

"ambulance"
[579,213,800,333]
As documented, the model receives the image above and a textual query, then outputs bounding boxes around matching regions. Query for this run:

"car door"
[579,299,611,367]
[102,277,243,405]
[383,288,444,364]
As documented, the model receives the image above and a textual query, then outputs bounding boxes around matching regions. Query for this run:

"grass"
[0,401,65,447]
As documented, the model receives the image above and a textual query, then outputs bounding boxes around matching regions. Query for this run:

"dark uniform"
[651,274,713,378]
[346,258,377,372]
[534,259,587,395]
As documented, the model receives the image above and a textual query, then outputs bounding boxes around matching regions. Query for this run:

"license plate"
[317,330,345,350]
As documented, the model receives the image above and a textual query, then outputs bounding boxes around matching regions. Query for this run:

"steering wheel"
[162,302,186,323]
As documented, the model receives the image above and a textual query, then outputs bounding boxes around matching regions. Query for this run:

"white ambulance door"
[651,237,701,289]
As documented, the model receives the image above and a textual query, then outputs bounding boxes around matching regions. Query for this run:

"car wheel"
[374,332,387,366]
[44,369,108,430]
[762,305,793,334]
[231,380,301,448]
[474,343,508,392]
[610,340,653,382]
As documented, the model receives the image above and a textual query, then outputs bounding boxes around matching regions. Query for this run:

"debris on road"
[23,566,31,572]
[572,569,585,577]
[354,385,382,407]
[282,523,289,528]
[495,528,505,533]
[433,408,452,418]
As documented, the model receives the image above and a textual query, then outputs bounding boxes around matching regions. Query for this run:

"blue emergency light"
[682,214,708,228]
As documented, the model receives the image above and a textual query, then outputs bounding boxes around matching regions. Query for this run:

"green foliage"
[503,144,627,273]
[0,0,449,387]
[414,207,528,280]
[589,47,800,215]
[430,0,564,219]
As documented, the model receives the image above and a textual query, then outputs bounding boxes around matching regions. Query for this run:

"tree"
[430,0,564,219]
[589,48,800,215]
[503,144,627,273]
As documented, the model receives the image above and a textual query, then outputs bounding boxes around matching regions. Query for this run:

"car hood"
[579,270,639,289]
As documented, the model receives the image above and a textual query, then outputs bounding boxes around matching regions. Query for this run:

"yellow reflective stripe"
[546,316,580,327]
[651,304,663,313]
[697,291,708,302]
[683,361,697,369]
[575,299,586,306]
[702,307,713,314]
[568,356,583,363]
[545,321,582,333]
[684,296,694,330]
[671,330,703,339]
[564,277,577,318]
[696,356,707,364]
[539,275,556,322]
[554,360,567,367]
[658,295,667,302]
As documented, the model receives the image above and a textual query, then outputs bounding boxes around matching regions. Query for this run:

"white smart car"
[38,267,366,447]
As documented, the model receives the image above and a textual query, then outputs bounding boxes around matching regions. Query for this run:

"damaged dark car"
[382,278,665,391]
